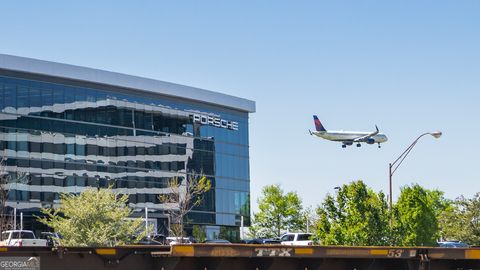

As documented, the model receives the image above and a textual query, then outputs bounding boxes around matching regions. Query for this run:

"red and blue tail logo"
[313,115,326,132]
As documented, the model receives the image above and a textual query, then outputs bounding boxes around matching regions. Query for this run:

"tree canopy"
[392,184,447,246]
[250,184,304,238]
[248,181,469,247]
[439,193,480,245]
[38,187,145,247]
[313,180,390,246]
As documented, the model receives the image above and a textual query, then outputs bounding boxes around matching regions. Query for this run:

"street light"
[388,131,442,212]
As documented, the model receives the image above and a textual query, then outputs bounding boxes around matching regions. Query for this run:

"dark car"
[437,241,469,248]
[242,238,281,244]
[138,234,166,245]
[241,239,256,244]
[39,232,61,247]
[261,238,282,244]
[204,239,231,244]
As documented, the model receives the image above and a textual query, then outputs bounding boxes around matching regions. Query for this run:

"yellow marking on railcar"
[0,247,7,252]
[173,245,195,256]
[295,248,313,255]
[466,249,480,259]
[370,249,388,256]
[95,248,117,256]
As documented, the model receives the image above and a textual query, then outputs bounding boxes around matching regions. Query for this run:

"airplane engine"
[366,138,375,144]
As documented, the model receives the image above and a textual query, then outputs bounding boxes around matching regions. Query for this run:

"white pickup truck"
[0,230,48,247]
[280,233,313,246]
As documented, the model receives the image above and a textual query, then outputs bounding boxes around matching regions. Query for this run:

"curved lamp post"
[388,131,442,212]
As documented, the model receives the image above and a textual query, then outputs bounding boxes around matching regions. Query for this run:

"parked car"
[137,234,166,245]
[204,239,231,244]
[166,237,193,245]
[242,238,281,244]
[0,230,48,247]
[39,232,61,247]
[280,233,313,246]
[437,241,469,248]
[261,238,282,244]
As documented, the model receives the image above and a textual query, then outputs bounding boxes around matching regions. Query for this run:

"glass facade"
[0,71,251,241]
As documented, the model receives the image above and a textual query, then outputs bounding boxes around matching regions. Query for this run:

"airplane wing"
[353,125,379,142]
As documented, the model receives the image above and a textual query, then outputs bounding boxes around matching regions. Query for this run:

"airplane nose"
[383,135,388,142]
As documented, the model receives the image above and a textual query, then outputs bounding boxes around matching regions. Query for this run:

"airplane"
[309,115,388,148]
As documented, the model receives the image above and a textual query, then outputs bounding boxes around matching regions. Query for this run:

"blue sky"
[1,1,479,210]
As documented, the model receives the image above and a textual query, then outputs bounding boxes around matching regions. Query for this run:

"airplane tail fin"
[313,115,326,132]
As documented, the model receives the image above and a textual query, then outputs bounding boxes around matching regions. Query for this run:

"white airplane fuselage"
[312,130,388,144]
[310,115,388,148]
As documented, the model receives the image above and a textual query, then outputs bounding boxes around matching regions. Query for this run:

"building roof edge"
[0,54,256,113]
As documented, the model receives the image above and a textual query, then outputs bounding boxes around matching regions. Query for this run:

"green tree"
[313,180,390,246]
[192,225,206,243]
[428,189,451,222]
[250,184,304,238]
[38,187,146,247]
[439,193,480,245]
[392,184,447,246]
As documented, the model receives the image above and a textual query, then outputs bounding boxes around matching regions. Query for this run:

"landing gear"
[342,144,347,148]
[356,143,361,147]
[378,143,381,148]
